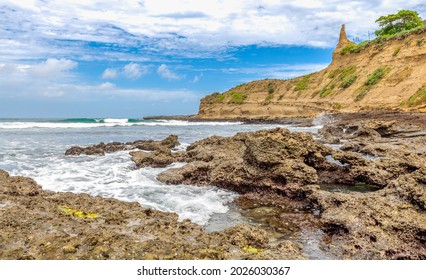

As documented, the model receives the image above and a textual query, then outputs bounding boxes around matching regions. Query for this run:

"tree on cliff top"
[375,10,424,37]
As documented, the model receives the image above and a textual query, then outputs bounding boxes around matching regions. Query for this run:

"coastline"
[1,110,425,260]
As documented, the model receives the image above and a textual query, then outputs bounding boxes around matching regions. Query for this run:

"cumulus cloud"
[29,59,77,78]
[2,0,426,61]
[102,68,119,79]
[123,63,148,79]
[157,64,181,80]
[102,63,148,79]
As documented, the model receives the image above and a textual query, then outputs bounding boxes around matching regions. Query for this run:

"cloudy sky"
[0,0,425,118]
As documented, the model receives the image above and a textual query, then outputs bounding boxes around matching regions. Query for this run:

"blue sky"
[0,0,425,118]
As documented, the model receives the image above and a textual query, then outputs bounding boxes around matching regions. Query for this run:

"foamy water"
[0,118,321,228]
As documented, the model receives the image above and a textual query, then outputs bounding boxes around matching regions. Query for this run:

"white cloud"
[102,68,119,79]
[157,64,181,80]
[191,73,203,83]
[0,61,198,101]
[29,59,77,78]
[2,0,426,61]
[123,63,148,79]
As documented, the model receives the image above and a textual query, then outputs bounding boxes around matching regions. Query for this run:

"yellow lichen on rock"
[58,206,98,219]
[242,246,263,254]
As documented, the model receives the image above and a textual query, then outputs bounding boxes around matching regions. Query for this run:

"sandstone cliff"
[197,25,426,119]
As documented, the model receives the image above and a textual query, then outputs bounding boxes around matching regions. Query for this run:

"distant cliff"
[196,25,426,119]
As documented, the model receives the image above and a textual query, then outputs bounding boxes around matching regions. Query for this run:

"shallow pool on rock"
[233,195,336,260]
[319,182,382,193]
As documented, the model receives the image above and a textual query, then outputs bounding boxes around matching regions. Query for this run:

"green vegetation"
[334,103,342,110]
[319,86,334,98]
[375,10,424,38]
[229,92,246,104]
[328,69,340,79]
[340,40,371,55]
[405,86,426,107]
[416,38,425,47]
[267,82,275,94]
[319,66,357,98]
[341,75,357,88]
[392,48,401,57]
[294,75,311,91]
[365,67,390,86]
[263,82,275,104]
[340,10,425,56]
[355,88,369,101]
[355,67,391,101]
[204,92,225,103]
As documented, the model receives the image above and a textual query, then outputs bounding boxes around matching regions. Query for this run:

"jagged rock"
[65,135,180,156]
[0,169,305,260]
[311,188,426,259]
[130,147,184,168]
[155,128,333,195]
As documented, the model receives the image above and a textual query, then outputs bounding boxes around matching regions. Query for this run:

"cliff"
[196,25,426,119]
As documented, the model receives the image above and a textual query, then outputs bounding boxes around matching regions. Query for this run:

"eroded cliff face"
[197,25,426,119]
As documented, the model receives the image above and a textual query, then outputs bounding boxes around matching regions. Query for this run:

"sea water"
[0,118,321,228]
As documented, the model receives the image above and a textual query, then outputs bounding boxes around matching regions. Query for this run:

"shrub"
[334,103,342,109]
[294,75,310,91]
[229,92,246,104]
[365,67,390,86]
[267,82,275,94]
[204,92,225,103]
[406,86,426,106]
[340,40,371,55]
[375,10,424,37]
[319,85,334,98]
[341,75,357,88]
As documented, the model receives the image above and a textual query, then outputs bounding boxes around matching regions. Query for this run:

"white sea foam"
[0,120,243,130]
[11,151,236,225]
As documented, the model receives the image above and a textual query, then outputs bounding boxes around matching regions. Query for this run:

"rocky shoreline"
[1,111,425,260]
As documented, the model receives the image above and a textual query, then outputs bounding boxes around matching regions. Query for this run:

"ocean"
[0,118,321,230]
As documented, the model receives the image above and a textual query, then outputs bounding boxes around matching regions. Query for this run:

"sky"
[0,0,425,118]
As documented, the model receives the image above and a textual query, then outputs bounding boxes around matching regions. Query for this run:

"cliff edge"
[196,25,426,119]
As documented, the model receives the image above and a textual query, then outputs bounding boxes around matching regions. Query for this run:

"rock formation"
[132,127,426,259]
[196,25,426,119]
[0,169,304,260]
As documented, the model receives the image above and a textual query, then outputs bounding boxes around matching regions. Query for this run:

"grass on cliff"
[263,82,275,105]
[319,66,357,98]
[403,86,426,107]
[365,67,390,86]
[294,75,311,91]
[355,67,391,101]
[340,40,372,55]
[229,92,247,104]
[203,92,225,103]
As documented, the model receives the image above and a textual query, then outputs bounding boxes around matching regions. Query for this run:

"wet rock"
[156,128,333,195]
[65,135,180,156]
[130,147,178,168]
[312,188,426,259]
[0,170,303,260]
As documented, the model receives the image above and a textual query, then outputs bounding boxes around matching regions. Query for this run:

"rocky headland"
[195,25,426,120]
